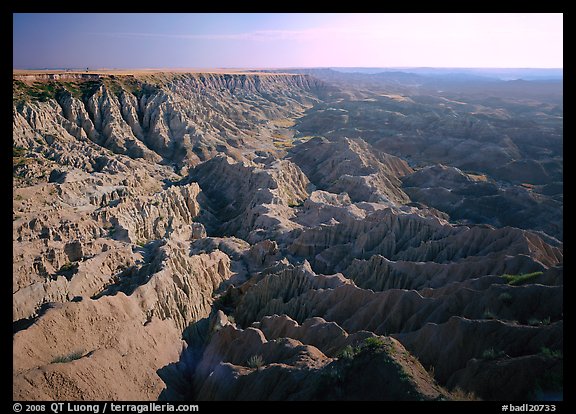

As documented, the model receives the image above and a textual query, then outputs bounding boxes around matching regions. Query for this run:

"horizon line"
[13,66,564,71]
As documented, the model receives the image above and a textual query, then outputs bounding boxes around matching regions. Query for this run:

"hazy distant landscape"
[13,13,562,403]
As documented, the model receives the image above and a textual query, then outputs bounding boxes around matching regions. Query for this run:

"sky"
[13,13,563,69]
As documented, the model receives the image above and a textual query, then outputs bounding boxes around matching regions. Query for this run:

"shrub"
[501,272,543,286]
[363,336,387,350]
[247,354,264,369]
[52,350,84,364]
[338,345,356,360]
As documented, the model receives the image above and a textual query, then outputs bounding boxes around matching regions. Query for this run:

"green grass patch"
[363,336,387,351]
[14,76,161,106]
[501,271,543,286]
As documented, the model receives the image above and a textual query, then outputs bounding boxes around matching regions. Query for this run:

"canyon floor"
[13,69,563,401]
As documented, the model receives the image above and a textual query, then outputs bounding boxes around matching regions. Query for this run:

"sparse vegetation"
[480,348,506,360]
[28,82,58,101]
[13,76,148,104]
[272,118,295,128]
[451,386,480,401]
[539,347,562,359]
[501,271,543,286]
[338,345,357,361]
[288,200,304,208]
[247,354,264,369]
[482,309,497,320]
[322,336,421,399]
[13,146,33,174]
[56,79,104,100]
[528,317,551,326]
[13,146,27,158]
[363,336,387,351]
[293,135,319,143]
[336,337,389,362]
[498,292,513,306]
[51,350,84,364]
[273,139,293,149]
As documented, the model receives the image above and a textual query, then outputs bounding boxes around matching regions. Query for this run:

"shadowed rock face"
[190,313,450,401]
[402,164,563,241]
[13,71,562,401]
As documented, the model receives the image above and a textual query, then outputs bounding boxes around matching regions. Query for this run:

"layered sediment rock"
[188,155,310,242]
[402,164,563,240]
[289,137,412,204]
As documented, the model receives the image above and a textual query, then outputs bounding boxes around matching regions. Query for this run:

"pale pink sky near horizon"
[13,13,563,69]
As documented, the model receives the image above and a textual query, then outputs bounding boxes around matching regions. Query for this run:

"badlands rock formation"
[13,70,562,401]
[402,164,563,241]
